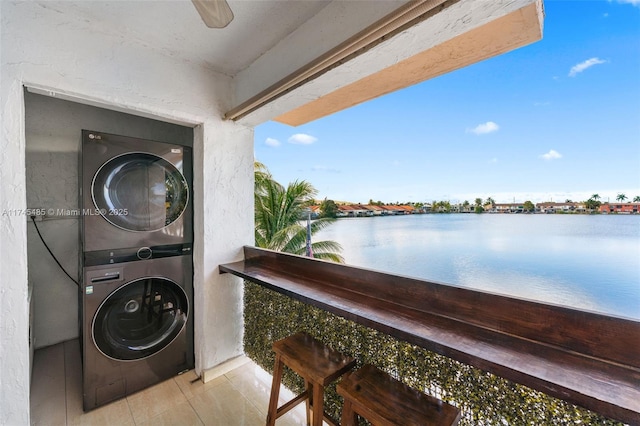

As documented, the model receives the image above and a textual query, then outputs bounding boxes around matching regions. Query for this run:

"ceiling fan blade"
[191,0,234,28]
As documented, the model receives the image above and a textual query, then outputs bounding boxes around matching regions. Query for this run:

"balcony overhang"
[231,0,544,127]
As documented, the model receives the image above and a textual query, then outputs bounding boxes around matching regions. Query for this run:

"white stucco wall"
[1,2,253,423]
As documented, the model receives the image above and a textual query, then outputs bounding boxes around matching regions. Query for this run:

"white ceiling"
[18,0,543,126]
[35,0,334,76]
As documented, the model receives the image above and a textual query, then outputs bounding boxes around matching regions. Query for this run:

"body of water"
[316,214,640,320]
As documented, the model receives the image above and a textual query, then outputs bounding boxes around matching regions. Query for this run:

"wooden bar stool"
[337,364,462,426]
[266,332,356,426]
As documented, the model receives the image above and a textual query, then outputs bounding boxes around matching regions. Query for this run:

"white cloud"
[614,0,640,7]
[265,137,281,147]
[540,149,562,160]
[568,57,607,77]
[288,133,318,145]
[468,121,499,135]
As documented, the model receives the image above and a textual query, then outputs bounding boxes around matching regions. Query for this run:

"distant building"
[365,205,386,216]
[335,204,418,217]
[536,202,585,213]
[309,205,321,219]
[461,204,474,213]
[599,203,640,214]
[336,204,373,217]
[379,205,401,215]
[394,205,415,215]
[492,203,525,213]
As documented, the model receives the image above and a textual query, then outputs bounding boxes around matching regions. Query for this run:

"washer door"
[92,152,188,232]
[92,277,188,361]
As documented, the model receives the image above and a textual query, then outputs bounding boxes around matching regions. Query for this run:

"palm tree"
[634,196,640,203]
[254,161,272,193]
[585,197,600,212]
[616,193,627,203]
[585,194,602,212]
[254,163,344,263]
[485,197,495,206]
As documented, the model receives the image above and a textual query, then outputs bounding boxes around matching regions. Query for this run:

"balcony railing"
[220,246,640,425]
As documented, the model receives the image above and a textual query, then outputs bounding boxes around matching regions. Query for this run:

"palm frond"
[254,163,343,262]
[310,251,345,263]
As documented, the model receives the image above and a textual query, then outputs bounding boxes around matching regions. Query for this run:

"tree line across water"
[319,194,640,216]
[254,162,638,261]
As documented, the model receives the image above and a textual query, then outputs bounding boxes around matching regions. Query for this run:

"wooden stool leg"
[341,399,357,426]
[267,354,284,426]
[305,379,312,426]
[312,383,324,426]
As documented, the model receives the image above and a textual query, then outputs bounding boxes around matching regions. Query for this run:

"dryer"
[82,255,194,410]
[81,130,192,259]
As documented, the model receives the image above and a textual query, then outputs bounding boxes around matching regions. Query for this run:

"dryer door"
[92,152,188,232]
[92,277,188,361]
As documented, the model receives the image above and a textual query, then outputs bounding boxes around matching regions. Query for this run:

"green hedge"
[244,281,622,425]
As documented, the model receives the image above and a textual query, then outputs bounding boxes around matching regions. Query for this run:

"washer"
[82,255,194,411]
[81,130,192,257]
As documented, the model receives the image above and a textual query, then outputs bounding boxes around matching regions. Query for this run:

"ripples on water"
[316,214,640,320]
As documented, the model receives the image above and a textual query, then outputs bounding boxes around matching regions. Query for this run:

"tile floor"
[30,340,309,425]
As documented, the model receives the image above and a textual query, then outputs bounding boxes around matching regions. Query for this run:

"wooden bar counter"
[220,246,640,424]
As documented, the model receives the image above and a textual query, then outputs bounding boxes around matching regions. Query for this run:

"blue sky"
[254,0,640,204]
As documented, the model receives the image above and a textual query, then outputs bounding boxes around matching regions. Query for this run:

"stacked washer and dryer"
[80,130,194,411]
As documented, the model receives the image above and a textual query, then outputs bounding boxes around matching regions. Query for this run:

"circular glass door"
[92,153,188,231]
[92,277,188,361]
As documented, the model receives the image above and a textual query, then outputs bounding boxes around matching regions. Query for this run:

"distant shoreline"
[332,211,639,218]
[322,201,640,218]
